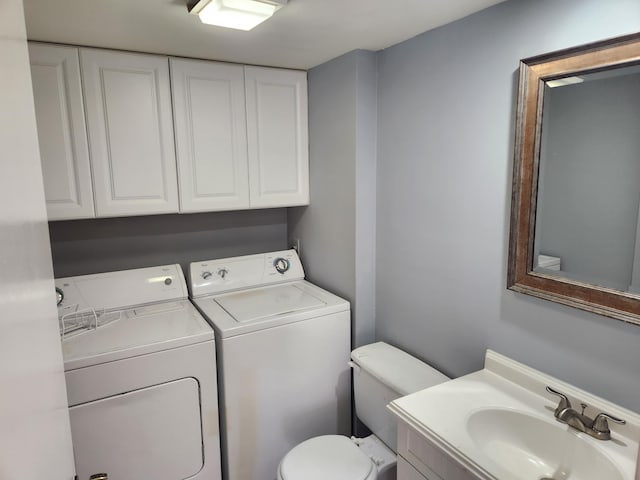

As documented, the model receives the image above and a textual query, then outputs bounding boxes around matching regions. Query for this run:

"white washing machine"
[189,250,351,480]
[56,264,222,480]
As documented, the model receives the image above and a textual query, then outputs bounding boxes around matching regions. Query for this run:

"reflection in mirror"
[507,32,640,325]
[533,65,640,294]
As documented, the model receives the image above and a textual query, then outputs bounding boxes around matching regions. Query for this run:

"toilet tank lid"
[351,342,450,396]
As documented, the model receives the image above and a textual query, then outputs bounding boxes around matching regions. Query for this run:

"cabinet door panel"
[398,421,477,480]
[29,43,94,220]
[81,49,178,217]
[245,66,309,208]
[170,58,249,212]
[398,456,433,480]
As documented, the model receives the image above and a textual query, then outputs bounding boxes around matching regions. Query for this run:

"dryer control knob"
[273,257,290,274]
[201,271,212,279]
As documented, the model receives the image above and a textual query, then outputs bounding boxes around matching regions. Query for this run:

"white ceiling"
[24,0,507,70]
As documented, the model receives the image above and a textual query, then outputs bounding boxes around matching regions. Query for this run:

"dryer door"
[69,377,203,480]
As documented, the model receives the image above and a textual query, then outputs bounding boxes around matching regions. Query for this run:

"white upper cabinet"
[244,66,309,208]
[29,43,95,220]
[170,58,250,212]
[29,43,310,219]
[81,49,179,217]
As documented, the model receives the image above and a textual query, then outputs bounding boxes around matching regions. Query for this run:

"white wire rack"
[59,304,122,339]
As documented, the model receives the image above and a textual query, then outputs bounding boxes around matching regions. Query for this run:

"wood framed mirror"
[508,33,640,325]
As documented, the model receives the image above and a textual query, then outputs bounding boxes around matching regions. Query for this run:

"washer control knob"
[164,277,172,286]
[218,268,229,279]
[273,257,290,274]
[201,271,212,280]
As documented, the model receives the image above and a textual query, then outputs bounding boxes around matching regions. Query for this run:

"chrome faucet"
[546,386,626,440]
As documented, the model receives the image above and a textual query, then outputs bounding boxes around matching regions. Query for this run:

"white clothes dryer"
[189,250,351,480]
[56,264,222,480]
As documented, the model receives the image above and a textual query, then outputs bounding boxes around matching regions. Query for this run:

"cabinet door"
[398,456,433,480]
[170,58,250,212]
[29,43,95,220]
[81,49,179,217]
[245,66,309,208]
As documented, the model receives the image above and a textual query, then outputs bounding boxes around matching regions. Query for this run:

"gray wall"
[536,74,640,290]
[375,0,640,411]
[50,209,287,277]
[288,50,378,349]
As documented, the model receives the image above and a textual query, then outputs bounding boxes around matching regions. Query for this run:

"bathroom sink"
[389,350,640,480]
[466,408,624,480]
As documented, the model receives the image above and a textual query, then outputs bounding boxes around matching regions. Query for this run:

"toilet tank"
[350,342,449,452]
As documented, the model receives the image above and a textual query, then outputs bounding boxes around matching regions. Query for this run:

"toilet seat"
[277,435,377,480]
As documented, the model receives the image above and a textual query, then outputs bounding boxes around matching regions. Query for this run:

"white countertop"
[389,350,640,480]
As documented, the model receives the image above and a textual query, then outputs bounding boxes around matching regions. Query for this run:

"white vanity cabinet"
[398,456,430,480]
[245,66,309,208]
[29,43,95,220]
[397,421,476,480]
[81,49,179,217]
[170,58,250,212]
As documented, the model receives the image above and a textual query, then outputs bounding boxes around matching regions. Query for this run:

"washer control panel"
[190,249,305,297]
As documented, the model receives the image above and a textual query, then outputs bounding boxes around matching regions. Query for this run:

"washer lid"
[215,283,325,323]
[279,435,375,480]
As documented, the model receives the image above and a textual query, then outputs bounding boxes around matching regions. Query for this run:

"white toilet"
[277,342,450,480]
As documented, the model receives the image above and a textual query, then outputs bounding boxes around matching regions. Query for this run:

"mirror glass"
[533,65,640,294]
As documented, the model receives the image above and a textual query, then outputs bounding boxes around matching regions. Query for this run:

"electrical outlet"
[290,238,301,256]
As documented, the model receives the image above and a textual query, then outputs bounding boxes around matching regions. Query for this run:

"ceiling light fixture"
[188,0,288,31]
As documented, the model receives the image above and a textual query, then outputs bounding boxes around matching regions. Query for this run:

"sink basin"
[389,350,640,480]
[466,408,624,480]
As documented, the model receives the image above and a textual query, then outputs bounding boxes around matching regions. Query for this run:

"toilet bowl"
[277,435,380,480]
[277,342,450,480]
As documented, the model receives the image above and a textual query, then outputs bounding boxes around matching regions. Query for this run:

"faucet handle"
[546,386,572,415]
[593,412,626,435]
